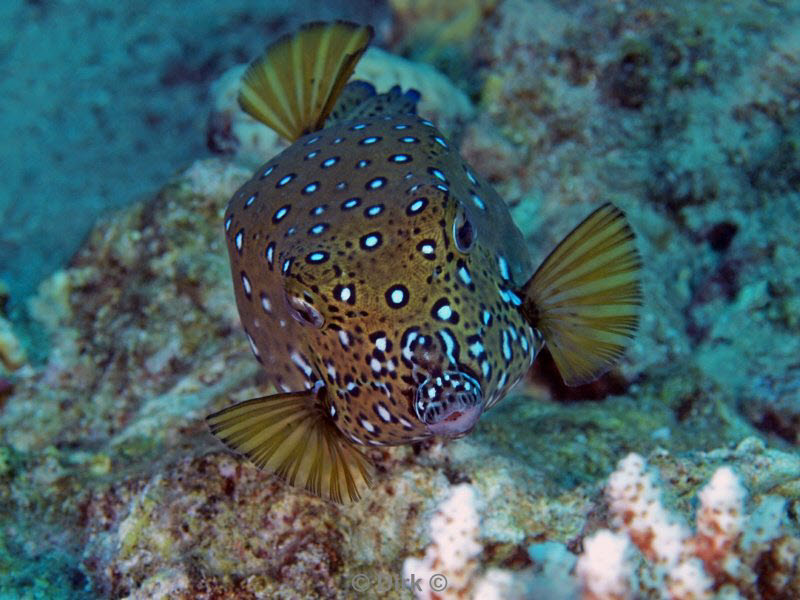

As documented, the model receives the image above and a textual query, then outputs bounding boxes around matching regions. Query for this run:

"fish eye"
[453,207,476,252]
[285,292,325,328]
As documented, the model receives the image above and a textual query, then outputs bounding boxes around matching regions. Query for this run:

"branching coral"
[403,484,483,599]
[576,453,800,600]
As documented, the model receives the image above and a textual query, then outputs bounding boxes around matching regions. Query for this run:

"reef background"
[1,0,799,598]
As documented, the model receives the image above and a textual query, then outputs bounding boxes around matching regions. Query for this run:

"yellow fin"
[238,21,373,141]
[521,203,642,386]
[206,389,374,503]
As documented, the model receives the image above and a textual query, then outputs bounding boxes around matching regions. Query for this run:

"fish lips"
[415,370,484,437]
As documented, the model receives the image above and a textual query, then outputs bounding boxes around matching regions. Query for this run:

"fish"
[206,21,642,503]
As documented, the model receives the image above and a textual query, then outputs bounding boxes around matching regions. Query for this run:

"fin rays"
[207,390,374,503]
[522,203,642,386]
[238,21,373,141]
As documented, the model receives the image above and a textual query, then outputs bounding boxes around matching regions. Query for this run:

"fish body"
[225,112,542,444]
[208,21,642,502]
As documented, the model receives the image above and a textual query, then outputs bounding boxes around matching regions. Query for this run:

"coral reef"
[465,0,800,446]
[0,315,26,372]
[1,1,799,598]
[576,451,800,599]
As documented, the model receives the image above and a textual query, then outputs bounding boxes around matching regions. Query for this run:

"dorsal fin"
[238,21,373,142]
[328,82,421,124]
[327,80,377,123]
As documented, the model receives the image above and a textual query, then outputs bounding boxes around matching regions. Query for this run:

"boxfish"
[207,21,642,502]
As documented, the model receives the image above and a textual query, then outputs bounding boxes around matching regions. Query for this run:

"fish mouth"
[415,371,484,437]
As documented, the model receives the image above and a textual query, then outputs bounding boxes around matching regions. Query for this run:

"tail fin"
[238,21,373,142]
[207,389,374,503]
[521,203,642,386]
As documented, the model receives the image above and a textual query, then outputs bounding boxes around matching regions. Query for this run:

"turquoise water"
[0,0,384,308]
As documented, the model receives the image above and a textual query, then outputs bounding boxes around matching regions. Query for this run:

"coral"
[403,484,483,599]
[0,315,26,372]
[403,483,530,600]
[575,530,635,600]
[388,0,498,80]
[577,452,800,600]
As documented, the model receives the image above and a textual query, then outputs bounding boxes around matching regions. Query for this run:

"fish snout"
[415,371,483,437]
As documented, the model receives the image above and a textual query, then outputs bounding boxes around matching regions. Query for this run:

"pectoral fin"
[206,388,374,503]
[521,203,642,386]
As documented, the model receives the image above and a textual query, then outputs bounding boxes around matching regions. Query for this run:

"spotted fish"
[207,21,642,502]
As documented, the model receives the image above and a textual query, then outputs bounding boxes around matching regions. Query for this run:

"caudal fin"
[206,389,374,503]
[238,21,373,141]
[521,203,642,386]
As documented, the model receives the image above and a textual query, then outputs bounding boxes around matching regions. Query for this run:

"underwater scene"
[1,0,799,598]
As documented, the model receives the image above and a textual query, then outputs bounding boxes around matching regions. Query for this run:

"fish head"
[231,116,541,446]
[273,172,538,444]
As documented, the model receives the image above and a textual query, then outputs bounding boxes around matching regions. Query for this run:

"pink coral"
[577,453,799,600]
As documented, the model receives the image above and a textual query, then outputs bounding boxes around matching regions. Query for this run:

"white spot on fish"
[377,404,391,422]
[438,329,456,365]
[291,351,313,377]
[436,304,452,320]
[497,256,510,281]
[468,340,484,358]
[276,175,294,188]
[337,331,350,348]
[390,288,405,304]
[481,360,491,378]
[402,331,418,361]
[246,333,259,357]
